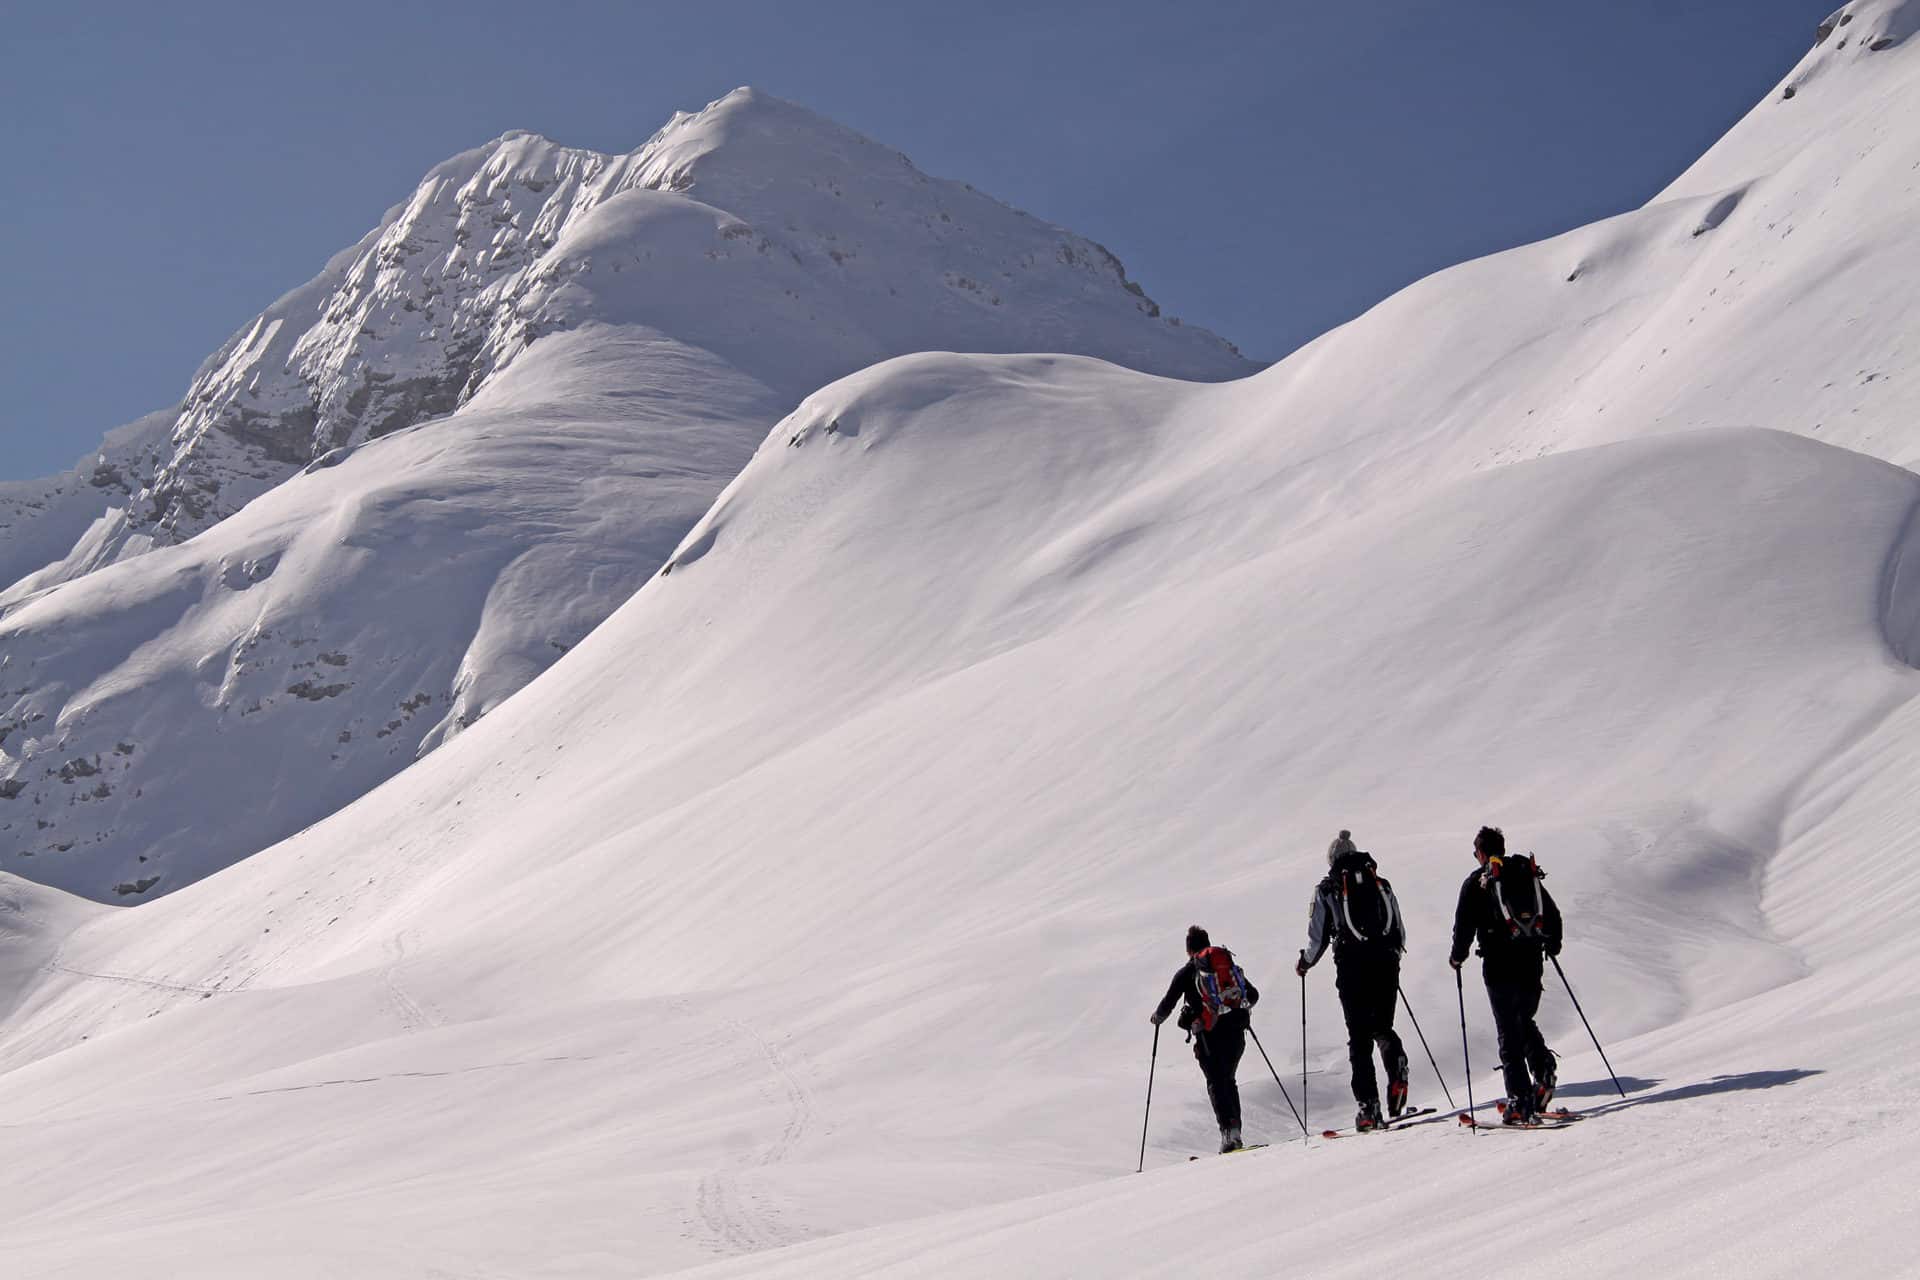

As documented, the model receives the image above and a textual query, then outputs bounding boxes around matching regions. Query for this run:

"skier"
[1150,925,1261,1152]
[1295,830,1410,1131]
[1449,825,1563,1123]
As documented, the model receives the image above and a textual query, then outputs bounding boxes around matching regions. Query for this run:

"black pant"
[1485,968,1554,1106]
[1334,947,1407,1106]
[1192,1017,1246,1130]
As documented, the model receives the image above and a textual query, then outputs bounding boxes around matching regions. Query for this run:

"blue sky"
[0,0,1826,480]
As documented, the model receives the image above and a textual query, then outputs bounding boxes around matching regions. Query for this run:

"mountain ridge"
[0,88,1252,904]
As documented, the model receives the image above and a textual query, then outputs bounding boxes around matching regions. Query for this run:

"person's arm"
[1151,965,1190,1024]
[1298,886,1333,973]
[1541,882,1563,957]
[1449,876,1476,968]
[1243,975,1261,1008]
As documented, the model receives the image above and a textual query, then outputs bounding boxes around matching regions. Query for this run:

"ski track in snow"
[380,929,445,1032]
[39,932,224,999]
[681,997,817,1258]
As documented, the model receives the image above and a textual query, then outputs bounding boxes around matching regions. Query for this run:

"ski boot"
[1219,1125,1243,1154]
[1387,1076,1409,1120]
[1534,1052,1558,1115]
[1500,1095,1536,1126]
[1355,1100,1385,1132]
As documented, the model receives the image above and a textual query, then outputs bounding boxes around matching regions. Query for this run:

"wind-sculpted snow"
[4,367,1918,1276]
[0,89,1250,903]
[5,13,1920,1278]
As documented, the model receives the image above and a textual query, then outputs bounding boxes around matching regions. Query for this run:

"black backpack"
[1332,854,1397,945]
[1488,853,1548,941]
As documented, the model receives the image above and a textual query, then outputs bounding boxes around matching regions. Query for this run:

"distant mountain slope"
[26,87,1242,562]
[0,409,173,598]
[0,88,1251,903]
[5,7,1920,1278]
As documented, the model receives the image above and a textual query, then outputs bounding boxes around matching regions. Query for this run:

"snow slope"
[0,89,1249,903]
[0,409,174,598]
[4,4,1920,1277]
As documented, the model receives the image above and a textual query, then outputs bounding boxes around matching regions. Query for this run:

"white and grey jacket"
[1300,855,1407,968]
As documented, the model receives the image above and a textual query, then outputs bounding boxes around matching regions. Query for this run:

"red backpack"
[1192,946,1251,1031]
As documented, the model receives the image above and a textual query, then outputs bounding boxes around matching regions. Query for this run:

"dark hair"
[1474,826,1506,857]
[1185,925,1211,954]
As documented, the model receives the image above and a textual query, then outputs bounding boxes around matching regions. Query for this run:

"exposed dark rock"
[288,680,351,701]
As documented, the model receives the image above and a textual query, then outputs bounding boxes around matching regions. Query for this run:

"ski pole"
[1456,966,1476,1131]
[1549,954,1627,1099]
[1246,1026,1308,1139]
[1299,971,1309,1144]
[1137,1023,1160,1172]
[1398,985,1457,1110]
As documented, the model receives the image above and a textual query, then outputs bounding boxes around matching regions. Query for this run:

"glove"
[1449,957,1463,971]
[1294,951,1309,978]
[1545,940,1562,958]
[1150,1010,1167,1026]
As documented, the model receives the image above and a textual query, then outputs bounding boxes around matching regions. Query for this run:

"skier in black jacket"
[1151,925,1261,1152]
[1296,830,1409,1130]
[1449,825,1563,1122]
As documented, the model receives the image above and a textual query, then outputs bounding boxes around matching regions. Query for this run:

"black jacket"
[1154,956,1261,1031]
[1449,862,1562,977]
[1300,852,1407,969]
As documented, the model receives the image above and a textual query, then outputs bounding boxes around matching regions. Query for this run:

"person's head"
[1327,829,1357,866]
[1185,925,1211,956]
[1473,825,1505,865]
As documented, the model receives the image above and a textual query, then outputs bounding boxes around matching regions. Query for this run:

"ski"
[1460,1112,1576,1131]
[1319,1106,1438,1138]
[1188,1143,1269,1161]
[1494,1100,1584,1123]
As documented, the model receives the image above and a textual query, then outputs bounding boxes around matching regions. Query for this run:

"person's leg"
[1193,1036,1228,1129]
[1216,1022,1246,1133]
[1194,1026,1244,1149]
[1374,958,1409,1113]
[1195,1033,1237,1127]
[1485,973,1535,1114]
[1516,977,1555,1103]
[1335,964,1380,1107]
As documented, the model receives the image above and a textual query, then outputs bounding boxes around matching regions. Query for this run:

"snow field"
[8,6,1920,1275]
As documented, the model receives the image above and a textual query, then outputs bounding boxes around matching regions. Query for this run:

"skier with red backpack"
[1295,831,1410,1131]
[1150,925,1261,1153]
[1449,825,1563,1124]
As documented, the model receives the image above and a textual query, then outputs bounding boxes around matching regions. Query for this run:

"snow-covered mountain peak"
[1644,2,1915,204]
[1786,0,1918,93]
[1817,0,1920,49]
[80,88,1238,554]
[627,86,913,197]
[0,93,1250,904]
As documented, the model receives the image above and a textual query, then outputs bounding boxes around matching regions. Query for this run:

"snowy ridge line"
[0,89,1250,906]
